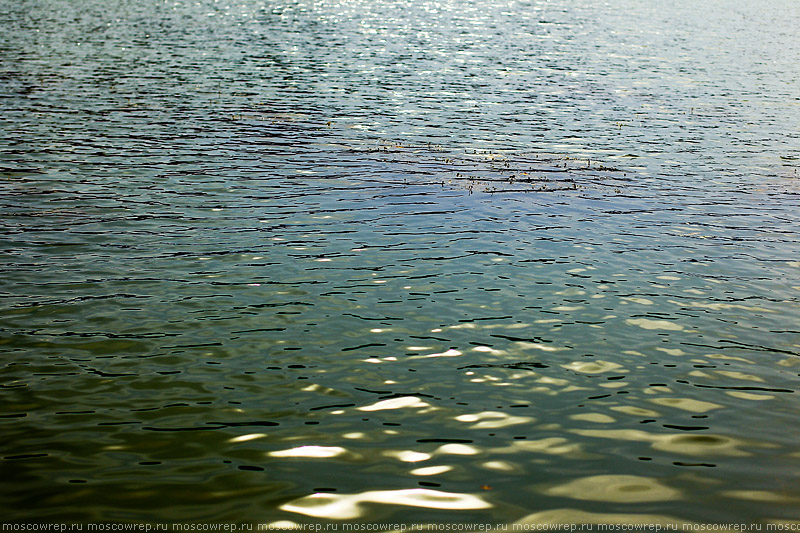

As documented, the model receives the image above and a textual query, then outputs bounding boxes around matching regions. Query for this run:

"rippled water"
[2,0,800,525]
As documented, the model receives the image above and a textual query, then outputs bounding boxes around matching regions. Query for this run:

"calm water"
[2,0,800,525]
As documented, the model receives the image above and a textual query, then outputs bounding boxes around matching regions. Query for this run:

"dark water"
[2,0,800,525]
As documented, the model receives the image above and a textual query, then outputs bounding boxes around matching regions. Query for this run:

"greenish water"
[2,0,800,525]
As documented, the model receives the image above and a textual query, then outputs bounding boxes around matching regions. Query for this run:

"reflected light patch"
[265,522,301,530]
[677,300,774,313]
[626,318,684,331]
[519,438,581,456]
[228,433,267,443]
[358,396,431,411]
[558,385,589,393]
[715,370,764,383]
[455,411,534,429]
[649,398,722,413]
[538,376,569,386]
[624,297,654,305]
[722,490,798,503]
[268,446,347,458]
[562,360,623,373]
[543,475,681,503]
[435,443,479,456]
[301,383,339,394]
[410,465,453,476]
[572,429,754,456]
[280,489,492,519]
[726,391,773,401]
[472,346,506,356]
[656,347,685,356]
[481,460,516,472]
[384,450,431,463]
[514,508,691,526]
[420,349,462,358]
[495,437,584,457]
[611,406,660,417]
[708,353,753,364]
[570,413,616,423]
[645,385,673,394]
[515,341,568,352]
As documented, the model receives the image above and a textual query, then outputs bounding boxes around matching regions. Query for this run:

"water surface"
[2,0,800,525]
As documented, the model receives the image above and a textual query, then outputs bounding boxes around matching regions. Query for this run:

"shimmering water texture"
[2,0,800,525]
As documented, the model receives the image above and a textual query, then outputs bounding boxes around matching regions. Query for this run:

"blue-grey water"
[2,0,800,525]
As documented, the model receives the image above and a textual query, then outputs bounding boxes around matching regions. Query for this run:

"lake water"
[2,0,800,525]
